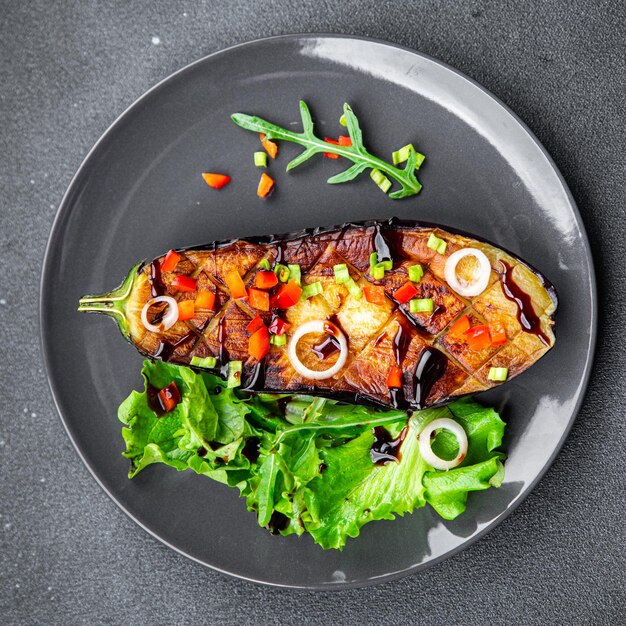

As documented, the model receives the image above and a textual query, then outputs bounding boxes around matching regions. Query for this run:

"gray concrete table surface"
[1,1,624,624]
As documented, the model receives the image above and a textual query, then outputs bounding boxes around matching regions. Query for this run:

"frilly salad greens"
[119,360,506,550]
[231,101,425,199]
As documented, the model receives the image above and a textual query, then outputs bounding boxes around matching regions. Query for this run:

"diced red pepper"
[449,314,471,337]
[160,249,181,273]
[394,281,419,304]
[268,316,289,335]
[337,135,352,146]
[270,279,303,309]
[248,325,270,360]
[177,300,195,321]
[323,137,340,159]
[195,290,215,311]
[259,133,278,159]
[158,382,181,413]
[363,285,386,305]
[465,325,492,351]
[224,269,247,299]
[246,315,265,334]
[248,287,270,311]
[254,270,279,289]
[257,172,275,198]
[171,275,197,292]
[489,321,508,345]
[202,173,231,189]
[387,366,403,389]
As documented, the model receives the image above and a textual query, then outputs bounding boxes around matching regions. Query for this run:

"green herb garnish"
[231,101,423,199]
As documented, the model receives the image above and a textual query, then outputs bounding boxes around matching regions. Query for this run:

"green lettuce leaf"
[118,361,507,549]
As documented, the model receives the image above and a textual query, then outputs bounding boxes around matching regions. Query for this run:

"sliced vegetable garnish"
[249,325,270,360]
[363,285,386,305]
[195,290,215,311]
[489,321,507,346]
[177,299,195,321]
[418,417,468,470]
[274,263,290,283]
[409,298,434,313]
[386,365,403,389]
[270,279,303,309]
[157,381,181,413]
[227,361,242,388]
[444,248,491,298]
[141,296,178,332]
[202,173,231,189]
[246,315,265,334]
[255,270,279,289]
[231,101,423,199]
[224,269,247,299]
[370,168,392,193]
[288,264,301,286]
[449,314,471,337]
[323,137,340,159]
[270,333,287,346]
[392,144,414,165]
[344,277,363,300]
[371,265,385,280]
[257,258,271,271]
[408,264,424,283]
[465,325,491,351]
[259,133,278,159]
[427,233,447,255]
[268,316,289,335]
[301,281,323,300]
[190,355,217,369]
[333,263,350,284]
[288,320,348,380]
[160,250,181,273]
[339,113,347,126]
[488,367,509,381]
[171,275,197,293]
[254,151,267,168]
[337,135,352,146]
[394,281,419,304]
[257,172,275,198]
[248,287,270,311]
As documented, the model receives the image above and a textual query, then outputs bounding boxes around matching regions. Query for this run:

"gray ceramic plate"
[41,35,596,589]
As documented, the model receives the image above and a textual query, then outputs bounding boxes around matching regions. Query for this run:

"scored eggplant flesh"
[78,219,557,410]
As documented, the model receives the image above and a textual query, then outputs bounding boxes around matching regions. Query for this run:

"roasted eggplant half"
[78,219,557,410]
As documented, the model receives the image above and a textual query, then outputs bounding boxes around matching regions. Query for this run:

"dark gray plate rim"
[40,33,597,589]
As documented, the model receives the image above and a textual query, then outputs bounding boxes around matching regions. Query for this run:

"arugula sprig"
[231,101,423,199]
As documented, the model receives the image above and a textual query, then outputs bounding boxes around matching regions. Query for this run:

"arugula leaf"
[231,101,423,199]
[119,362,506,549]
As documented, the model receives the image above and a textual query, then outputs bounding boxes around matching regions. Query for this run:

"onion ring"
[287,320,348,380]
[141,296,178,332]
[418,417,468,470]
[444,248,491,298]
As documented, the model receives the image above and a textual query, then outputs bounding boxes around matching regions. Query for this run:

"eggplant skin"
[79,219,557,411]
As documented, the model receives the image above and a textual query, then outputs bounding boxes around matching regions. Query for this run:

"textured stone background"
[1,1,624,624]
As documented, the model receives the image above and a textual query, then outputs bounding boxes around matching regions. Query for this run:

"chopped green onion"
[301,281,323,300]
[257,258,271,270]
[334,263,350,284]
[254,151,267,168]
[190,355,217,369]
[339,114,347,127]
[371,265,385,280]
[409,298,434,313]
[288,264,301,286]
[369,251,378,272]
[427,233,447,255]
[270,334,287,346]
[379,260,393,271]
[414,152,426,169]
[408,264,424,282]
[488,367,509,382]
[274,263,290,283]
[344,277,363,300]
[370,168,392,194]
[227,360,242,388]
[392,143,415,165]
